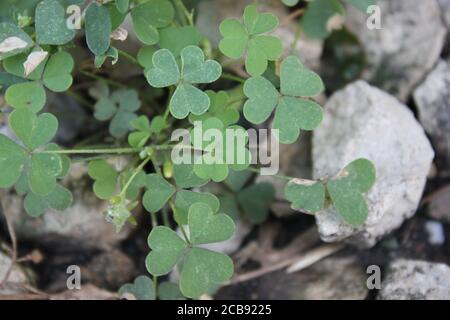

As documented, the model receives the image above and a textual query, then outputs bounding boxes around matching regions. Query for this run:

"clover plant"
[0,0,376,299]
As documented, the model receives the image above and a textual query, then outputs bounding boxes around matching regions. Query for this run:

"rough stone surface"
[0,162,132,251]
[0,251,35,295]
[217,256,368,300]
[196,0,323,70]
[414,60,450,168]
[378,259,450,300]
[346,0,446,101]
[313,81,434,248]
[439,0,450,29]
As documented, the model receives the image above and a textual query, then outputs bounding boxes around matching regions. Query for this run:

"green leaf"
[170,82,209,119]
[243,76,279,124]
[145,48,180,87]
[301,0,345,39]
[85,2,112,56]
[28,153,62,196]
[180,247,233,299]
[118,275,155,300]
[345,0,375,12]
[24,185,72,217]
[2,52,47,80]
[131,0,174,45]
[137,46,157,69]
[181,45,222,84]
[284,179,325,214]
[9,108,58,150]
[326,159,376,226]
[224,169,252,192]
[282,0,300,7]
[280,56,324,97]
[272,96,323,144]
[158,282,185,300]
[243,4,278,35]
[94,46,119,68]
[35,0,75,45]
[159,26,202,57]
[174,190,219,225]
[115,0,130,14]
[5,81,46,112]
[218,19,248,59]
[88,159,118,200]
[142,174,176,213]
[0,134,28,188]
[189,91,240,127]
[219,5,281,76]
[188,202,235,245]
[173,163,209,188]
[237,183,275,224]
[145,226,187,275]
[0,22,33,60]
[42,51,74,92]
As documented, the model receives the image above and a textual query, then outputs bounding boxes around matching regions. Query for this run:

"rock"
[346,0,447,101]
[378,259,450,300]
[413,60,450,169]
[0,162,132,251]
[424,220,446,245]
[427,185,450,222]
[313,81,434,248]
[439,0,450,29]
[195,0,323,70]
[216,256,368,299]
[0,250,35,295]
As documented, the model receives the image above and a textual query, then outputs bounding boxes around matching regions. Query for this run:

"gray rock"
[0,162,132,251]
[313,81,434,248]
[378,259,450,300]
[346,0,447,101]
[0,251,35,296]
[195,0,323,70]
[439,0,450,29]
[414,60,450,168]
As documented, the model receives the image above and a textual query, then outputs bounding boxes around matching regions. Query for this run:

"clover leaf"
[281,0,300,6]
[172,163,209,189]
[142,174,176,213]
[284,159,376,226]
[222,170,275,224]
[119,275,156,300]
[243,55,324,144]
[146,46,222,119]
[42,51,74,92]
[159,26,202,57]
[174,190,220,225]
[116,0,130,14]
[35,0,75,45]
[189,91,240,127]
[5,81,46,112]
[0,22,33,60]
[128,115,168,148]
[219,5,282,76]
[85,2,112,56]
[92,86,141,138]
[284,179,326,214]
[23,183,72,217]
[146,203,235,298]
[326,158,376,226]
[190,118,252,182]
[0,134,28,188]
[158,282,185,300]
[301,0,345,39]
[88,160,118,200]
[131,0,174,45]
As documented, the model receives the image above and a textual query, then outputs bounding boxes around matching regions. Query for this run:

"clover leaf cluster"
[0,0,377,300]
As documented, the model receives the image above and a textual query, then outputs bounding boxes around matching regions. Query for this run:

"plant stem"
[120,156,151,198]
[118,50,140,66]
[80,70,125,88]
[221,73,246,84]
[39,147,141,155]
[66,90,93,109]
[169,201,191,245]
[173,0,194,26]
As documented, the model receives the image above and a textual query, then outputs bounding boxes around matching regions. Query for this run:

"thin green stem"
[39,147,141,155]
[80,70,125,88]
[120,156,151,198]
[118,50,140,66]
[66,90,93,109]
[173,0,194,26]
[169,201,191,245]
[221,73,246,84]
